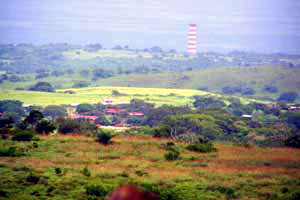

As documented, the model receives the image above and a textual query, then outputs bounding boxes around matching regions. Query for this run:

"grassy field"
[0,86,264,107]
[63,49,187,60]
[1,66,299,101]
[1,134,300,199]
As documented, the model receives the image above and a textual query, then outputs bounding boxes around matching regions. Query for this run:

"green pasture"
[0,86,262,107]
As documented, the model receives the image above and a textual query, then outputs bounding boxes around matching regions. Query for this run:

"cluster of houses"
[68,98,144,124]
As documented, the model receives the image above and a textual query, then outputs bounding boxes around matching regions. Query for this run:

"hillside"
[0,86,265,107]
[1,44,300,101]
[1,135,300,200]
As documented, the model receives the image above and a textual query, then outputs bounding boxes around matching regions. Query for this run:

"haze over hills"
[0,44,300,102]
[1,0,300,54]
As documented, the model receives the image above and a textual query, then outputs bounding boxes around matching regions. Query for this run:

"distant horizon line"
[0,42,299,56]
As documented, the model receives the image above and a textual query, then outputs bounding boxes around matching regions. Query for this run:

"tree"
[241,87,255,95]
[282,111,300,129]
[277,92,298,103]
[36,120,56,134]
[29,82,55,92]
[285,135,300,148]
[35,72,49,79]
[66,69,74,75]
[57,119,81,134]
[76,103,94,113]
[73,81,89,88]
[96,129,113,144]
[80,69,90,77]
[51,70,64,77]
[193,96,225,109]
[150,46,162,52]
[264,85,278,93]
[24,110,44,127]
[43,105,67,119]
[0,117,14,128]
[0,100,25,116]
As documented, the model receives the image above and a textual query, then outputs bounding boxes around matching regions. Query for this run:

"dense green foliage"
[12,130,36,141]
[29,82,55,92]
[35,120,56,134]
[186,143,217,153]
[96,129,113,144]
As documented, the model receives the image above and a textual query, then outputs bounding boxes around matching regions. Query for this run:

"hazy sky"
[1,0,300,53]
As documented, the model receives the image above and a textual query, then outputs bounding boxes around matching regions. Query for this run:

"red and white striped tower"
[187,24,197,55]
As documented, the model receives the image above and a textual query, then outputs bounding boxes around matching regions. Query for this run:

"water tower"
[187,24,197,55]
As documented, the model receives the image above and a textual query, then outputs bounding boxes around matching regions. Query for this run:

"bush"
[76,103,94,113]
[29,82,55,92]
[81,167,91,177]
[186,143,217,153]
[36,120,56,134]
[264,85,278,93]
[26,172,40,184]
[285,135,300,148]
[85,184,109,197]
[96,129,113,144]
[278,92,299,103]
[164,151,180,161]
[12,130,35,141]
[241,87,255,95]
[135,170,149,176]
[55,167,62,175]
[73,81,90,88]
[58,119,81,134]
[0,147,24,157]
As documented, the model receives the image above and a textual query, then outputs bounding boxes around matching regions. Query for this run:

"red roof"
[69,114,98,121]
[129,112,144,116]
[106,109,126,113]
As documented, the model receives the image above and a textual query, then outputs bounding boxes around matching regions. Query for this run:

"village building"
[69,114,98,122]
[129,112,144,116]
[103,98,114,105]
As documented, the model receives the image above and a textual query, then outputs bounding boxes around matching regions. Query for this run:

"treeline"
[1,97,300,147]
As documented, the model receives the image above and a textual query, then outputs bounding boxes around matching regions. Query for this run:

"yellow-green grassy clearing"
[0,86,266,106]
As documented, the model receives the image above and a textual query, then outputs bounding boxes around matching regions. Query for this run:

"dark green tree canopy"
[76,103,95,113]
[193,96,225,109]
[36,120,56,134]
[43,105,67,118]
[0,100,25,116]
[277,92,299,103]
[25,110,44,125]
[29,82,55,92]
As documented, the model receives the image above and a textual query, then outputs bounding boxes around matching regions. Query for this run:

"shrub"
[12,130,35,141]
[26,172,40,184]
[164,151,180,161]
[264,85,278,93]
[36,120,56,134]
[135,170,149,177]
[29,81,55,92]
[55,167,62,175]
[278,92,299,103]
[186,143,217,153]
[85,184,109,197]
[96,129,113,144]
[58,119,81,134]
[285,135,300,148]
[0,147,24,157]
[241,87,256,95]
[73,81,89,88]
[81,167,91,177]
[76,103,94,113]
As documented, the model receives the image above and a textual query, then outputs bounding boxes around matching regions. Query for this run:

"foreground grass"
[0,86,264,106]
[1,135,300,199]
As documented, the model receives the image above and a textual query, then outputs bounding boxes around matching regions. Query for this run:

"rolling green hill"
[1,65,300,102]
[0,86,264,106]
